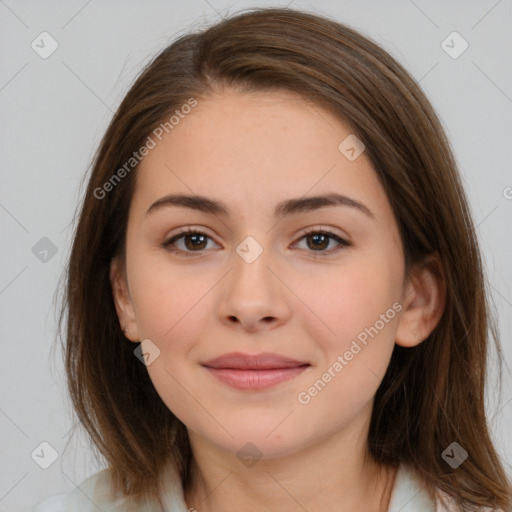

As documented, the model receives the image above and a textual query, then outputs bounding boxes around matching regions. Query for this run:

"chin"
[214,422,315,462]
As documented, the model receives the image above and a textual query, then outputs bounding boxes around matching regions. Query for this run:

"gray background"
[1,1,511,510]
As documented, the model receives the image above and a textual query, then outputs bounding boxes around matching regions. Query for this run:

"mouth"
[201,352,311,390]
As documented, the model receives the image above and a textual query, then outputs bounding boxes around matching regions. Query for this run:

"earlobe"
[395,253,446,348]
[109,257,141,343]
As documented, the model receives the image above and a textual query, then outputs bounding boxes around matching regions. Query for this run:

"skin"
[110,89,445,512]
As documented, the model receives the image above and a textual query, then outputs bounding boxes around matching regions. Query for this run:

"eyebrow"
[145,192,375,219]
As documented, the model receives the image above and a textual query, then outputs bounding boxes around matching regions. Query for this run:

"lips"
[201,352,310,390]
[202,352,309,370]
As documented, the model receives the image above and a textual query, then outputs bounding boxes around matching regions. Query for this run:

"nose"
[216,244,292,333]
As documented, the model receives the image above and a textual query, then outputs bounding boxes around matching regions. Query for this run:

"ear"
[395,252,446,348]
[109,256,141,343]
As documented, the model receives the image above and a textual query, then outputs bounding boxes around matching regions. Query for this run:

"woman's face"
[111,89,409,460]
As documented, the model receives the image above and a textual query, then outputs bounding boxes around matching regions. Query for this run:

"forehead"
[131,89,391,224]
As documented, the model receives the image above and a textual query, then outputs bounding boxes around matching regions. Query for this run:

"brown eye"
[182,233,208,250]
[162,229,219,257]
[294,229,350,255]
[306,232,330,250]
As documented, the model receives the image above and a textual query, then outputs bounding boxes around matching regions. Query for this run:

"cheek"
[294,253,402,399]
[295,258,400,343]
[129,254,213,341]
[128,261,214,431]
[294,267,400,421]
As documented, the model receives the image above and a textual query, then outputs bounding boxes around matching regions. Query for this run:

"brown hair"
[59,6,512,510]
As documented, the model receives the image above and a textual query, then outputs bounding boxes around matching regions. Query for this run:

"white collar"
[387,463,436,512]
[36,461,443,511]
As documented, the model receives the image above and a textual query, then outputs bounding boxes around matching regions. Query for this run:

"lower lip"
[204,365,309,390]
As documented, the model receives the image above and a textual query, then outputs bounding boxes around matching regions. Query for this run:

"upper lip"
[202,352,310,370]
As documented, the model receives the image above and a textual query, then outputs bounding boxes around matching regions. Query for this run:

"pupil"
[183,233,330,252]
[308,234,328,250]
[186,234,206,250]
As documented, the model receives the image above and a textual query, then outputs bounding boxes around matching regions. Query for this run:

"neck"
[183,431,398,512]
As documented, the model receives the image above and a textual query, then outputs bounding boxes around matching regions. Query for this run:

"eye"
[162,226,350,258]
[293,227,350,256]
[162,228,219,257]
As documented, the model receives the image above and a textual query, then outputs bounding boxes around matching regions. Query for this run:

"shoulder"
[32,462,189,512]
[388,462,508,512]
[388,463,436,511]
[32,468,123,512]
[32,492,67,511]
[436,488,508,512]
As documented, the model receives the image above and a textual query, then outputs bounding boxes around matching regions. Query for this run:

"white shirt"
[31,461,498,512]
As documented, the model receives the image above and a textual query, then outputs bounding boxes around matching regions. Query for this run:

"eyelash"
[161,227,350,258]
